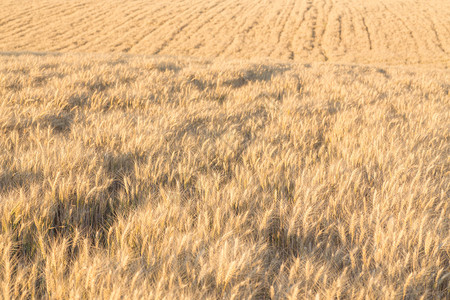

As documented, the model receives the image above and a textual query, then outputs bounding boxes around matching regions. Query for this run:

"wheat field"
[0,0,449,299]
[1,0,450,67]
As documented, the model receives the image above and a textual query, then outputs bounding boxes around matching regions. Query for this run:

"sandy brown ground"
[1,0,449,67]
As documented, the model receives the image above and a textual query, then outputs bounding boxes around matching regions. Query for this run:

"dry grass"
[1,0,449,67]
[0,52,448,298]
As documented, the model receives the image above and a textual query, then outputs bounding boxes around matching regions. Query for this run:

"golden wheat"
[1,0,450,298]
[0,52,448,298]
[0,0,449,67]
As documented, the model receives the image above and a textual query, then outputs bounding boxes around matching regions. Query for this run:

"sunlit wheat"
[0,52,448,298]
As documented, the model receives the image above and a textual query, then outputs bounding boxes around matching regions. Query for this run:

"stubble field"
[0,0,449,299]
